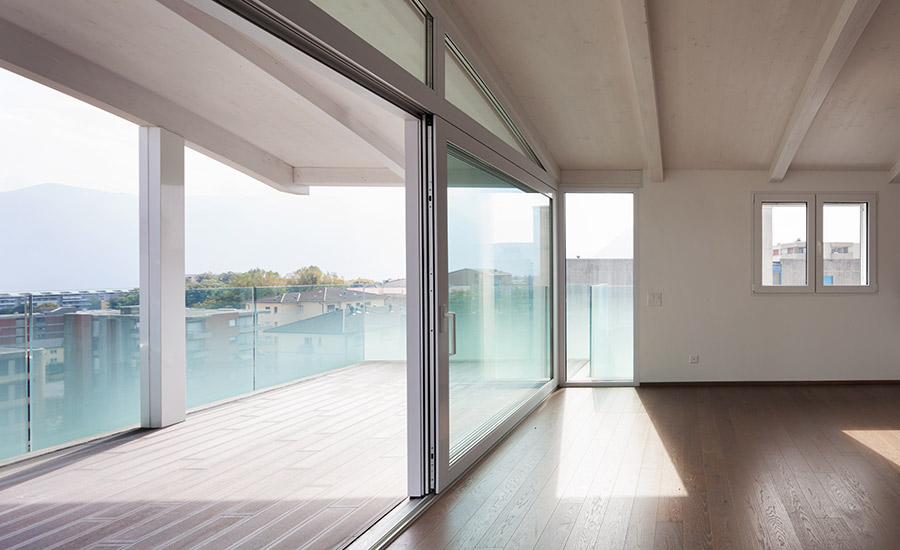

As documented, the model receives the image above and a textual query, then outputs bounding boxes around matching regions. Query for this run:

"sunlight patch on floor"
[843,430,900,465]
[554,388,687,499]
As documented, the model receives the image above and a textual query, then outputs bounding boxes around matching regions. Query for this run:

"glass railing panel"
[185,287,255,409]
[565,283,592,380]
[589,284,634,380]
[0,298,29,461]
[30,291,141,451]
[362,283,407,362]
[256,284,370,389]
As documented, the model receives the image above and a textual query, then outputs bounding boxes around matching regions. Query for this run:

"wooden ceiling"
[452,0,900,181]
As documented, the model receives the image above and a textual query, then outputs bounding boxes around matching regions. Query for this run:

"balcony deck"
[0,361,407,550]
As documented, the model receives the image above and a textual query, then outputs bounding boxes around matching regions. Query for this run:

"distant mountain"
[0,184,406,292]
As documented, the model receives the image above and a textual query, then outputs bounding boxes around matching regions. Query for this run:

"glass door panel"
[446,147,551,459]
[565,193,634,382]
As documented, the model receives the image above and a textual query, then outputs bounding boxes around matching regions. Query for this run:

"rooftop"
[256,288,381,304]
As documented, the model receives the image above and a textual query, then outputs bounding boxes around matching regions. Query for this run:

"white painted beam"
[560,170,643,186]
[160,0,406,178]
[139,127,186,428]
[618,0,664,183]
[769,0,882,183]
[294,167,404,186]
[619,1,664,182]
[0,17,308,196]
[889,158,900,183]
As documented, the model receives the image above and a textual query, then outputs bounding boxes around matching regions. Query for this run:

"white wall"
[638,170,900,382]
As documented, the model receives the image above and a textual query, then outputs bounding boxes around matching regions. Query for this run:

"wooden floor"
[391,385,900,550]
[0,361,408,550]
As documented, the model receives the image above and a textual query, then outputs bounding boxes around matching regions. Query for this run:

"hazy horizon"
[0,182,407,292]
[1,66,407,292]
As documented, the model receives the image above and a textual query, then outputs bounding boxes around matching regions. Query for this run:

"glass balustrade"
[186,283,407,409]
[0,283,406,461]
[0,289,141,461]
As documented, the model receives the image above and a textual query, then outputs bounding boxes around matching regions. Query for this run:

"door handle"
[446,311,457,356]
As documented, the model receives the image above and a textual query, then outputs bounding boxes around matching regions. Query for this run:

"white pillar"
[139,127,186,428]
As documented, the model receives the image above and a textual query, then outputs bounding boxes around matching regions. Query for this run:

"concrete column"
[139,127,186,428]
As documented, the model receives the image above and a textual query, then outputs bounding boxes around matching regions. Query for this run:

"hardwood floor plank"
[652,521,683,550]
[391,390,593,550]
[564,412,638,549]
[531,408,622,550]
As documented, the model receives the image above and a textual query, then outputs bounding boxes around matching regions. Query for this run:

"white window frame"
[815,193,877,294]
[753,193,876,294]
[753,193,815,294]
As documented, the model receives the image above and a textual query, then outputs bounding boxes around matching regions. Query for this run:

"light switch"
[647,292,663,307]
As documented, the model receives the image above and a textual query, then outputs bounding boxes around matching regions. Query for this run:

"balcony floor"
[0,361,407,550]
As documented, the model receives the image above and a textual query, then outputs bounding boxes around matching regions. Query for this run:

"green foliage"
[228,269,288,288]
[185,266,349,290]
[182,266,362,309]
[286,266,345,286]
[34,302,60,311]
[185,288,250,309]
[0,304,26,315]
[108,290,139,309]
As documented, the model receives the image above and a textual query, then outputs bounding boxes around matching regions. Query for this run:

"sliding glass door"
[433,120,555,491]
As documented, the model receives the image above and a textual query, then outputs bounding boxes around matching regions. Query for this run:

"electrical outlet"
[689,354,700,364]
[647,292,663,307]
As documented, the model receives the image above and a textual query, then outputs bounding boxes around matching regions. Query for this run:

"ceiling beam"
[560,170,643,187]
[769,0,882,183]
[889,158,900,183]
[160,0,405,178]
[294,167,403,186]
[618,0,663,183]
[0,17,307,195]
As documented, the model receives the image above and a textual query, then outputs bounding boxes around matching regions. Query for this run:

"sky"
[768,203,864,245]
[565,193,634,259]
[0,67,408,289]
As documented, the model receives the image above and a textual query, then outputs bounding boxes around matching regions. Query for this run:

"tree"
[286,266,345,286]
[228,269,288,288]
[186,272,232,289]
[108,290,139,309]
[192,288,249,309]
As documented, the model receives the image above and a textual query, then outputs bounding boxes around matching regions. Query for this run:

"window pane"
[823,203,867,286]
[447,148,551,458]
[761,203,807,286]
[309,0,428,83]
[565,194,634,382]
[445,44,534,161]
